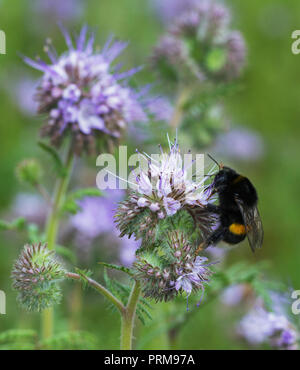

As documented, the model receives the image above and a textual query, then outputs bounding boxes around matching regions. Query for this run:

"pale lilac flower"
[151,0,207,25]
[71,190,140,265]
[9,77,39,116]
[175,256,214,301]
[12,193,47,225]
[212,127,264,161]
[238,304,299,349]
[146,96,174,122]
[152,0,246,82]
[220,283,252,307]
[33,0,84,22]
[71,195,118,239]
[118,234,140,266]
[132,139,211,218]
[116,137,216,240]
[25,26,148,155]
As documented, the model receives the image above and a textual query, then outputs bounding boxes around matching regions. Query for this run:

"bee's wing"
[235,197,264,252]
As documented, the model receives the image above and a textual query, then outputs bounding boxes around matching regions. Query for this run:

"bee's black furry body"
[204,166,262,252]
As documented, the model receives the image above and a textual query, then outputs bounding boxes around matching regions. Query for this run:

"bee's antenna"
[207,154,223,169]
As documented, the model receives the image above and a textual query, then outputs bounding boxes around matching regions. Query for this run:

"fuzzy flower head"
[12,243,65,312]
[152,0,246,83]
[25,26,148,155]
[134,231,216,305]
[116,137,216,242]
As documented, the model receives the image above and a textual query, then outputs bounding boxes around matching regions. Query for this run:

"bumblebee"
[197,155,263,253]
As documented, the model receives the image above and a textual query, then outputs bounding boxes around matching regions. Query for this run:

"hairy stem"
[41,146,74,340]
[120,280,141,350]
[170,87,191,131]
[66,272,125,314]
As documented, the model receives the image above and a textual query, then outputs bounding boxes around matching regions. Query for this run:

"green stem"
[41,146,75,340]
[66,272,125,314]
[120,280,141,350]
[169,87,191,132]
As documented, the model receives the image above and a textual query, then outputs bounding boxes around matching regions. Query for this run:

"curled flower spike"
[116,137,216,242]
[24,26,148,155]
[134,231,216,303]
[152,0,246,83]
[12,243,65,312]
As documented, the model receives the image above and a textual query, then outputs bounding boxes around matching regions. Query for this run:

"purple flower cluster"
[212,127,264,161]
[238,305,298,350]
[126,139,211,219]
[25,26,148,154]
[33,0,84,23]
[134,231,216,303]
[152,0,246,83]
[151,0,203,25]
[71,190,140,266]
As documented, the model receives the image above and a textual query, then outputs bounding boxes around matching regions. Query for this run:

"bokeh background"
[0,0,300,349]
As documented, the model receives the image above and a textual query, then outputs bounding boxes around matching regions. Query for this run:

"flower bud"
[16,159,43,186]
[12,243,65,312]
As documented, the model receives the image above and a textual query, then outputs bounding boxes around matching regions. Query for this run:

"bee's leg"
[195,227,225,255]
[206,204,221,214]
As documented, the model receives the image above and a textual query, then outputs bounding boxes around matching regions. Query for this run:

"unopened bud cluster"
[134,231,215,302]
[12,243,65,312]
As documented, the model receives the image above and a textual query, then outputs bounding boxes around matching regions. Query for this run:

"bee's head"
[212,166,237,191]
[207,154,237,194]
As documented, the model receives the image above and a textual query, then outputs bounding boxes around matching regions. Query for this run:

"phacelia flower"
[146,96,174,123]
[12,243,65,312]
[212,127,264,162]
[238,304,299,350]
[116,137,216,241]
[220,283,253,307]
[33,0,84,23]
[151,0,203,25]
[134,231,216,304]
[12,193,47,224]
[152,0,246,83]
[70,191,141,265]
[6,75,38,116]
[25,26,148,155]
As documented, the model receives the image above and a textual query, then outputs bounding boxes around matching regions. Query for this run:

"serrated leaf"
[73,268,92,289]
[98,262,134,277]
[38,141,66,177]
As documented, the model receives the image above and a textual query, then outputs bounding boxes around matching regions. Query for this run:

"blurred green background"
[0,0,300,349]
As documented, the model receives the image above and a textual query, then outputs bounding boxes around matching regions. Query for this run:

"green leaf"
[73,268,92,289]
[0,217,26,231]
[98,262,134,277]
[38,141,66,177]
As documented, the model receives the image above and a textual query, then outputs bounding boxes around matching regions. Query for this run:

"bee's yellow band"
[232,175,244,185]
[229,223,246,235]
